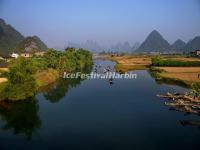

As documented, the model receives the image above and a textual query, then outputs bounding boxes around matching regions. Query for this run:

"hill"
[136,30,171,53]
[0,18,24,55]
[15,36,48,53]
[110,42,132,52]
[171,39,186,51]
[183,36,200,52]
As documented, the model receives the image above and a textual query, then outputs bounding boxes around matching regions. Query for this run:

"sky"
[0,0,200,48]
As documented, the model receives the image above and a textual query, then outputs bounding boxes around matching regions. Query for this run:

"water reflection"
[42,65,93,103]
[148,69,190,88]
[180,120,200,128]
[0,98,41,140]
[43,78,82,103]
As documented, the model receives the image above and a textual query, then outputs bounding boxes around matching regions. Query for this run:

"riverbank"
[155,67,200,84]
[0,67,59,88]
[97,54,200,87]
[0,48,93,101]
[0,68,60,101]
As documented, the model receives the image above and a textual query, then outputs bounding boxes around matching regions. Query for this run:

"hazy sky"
[0,0,200,48]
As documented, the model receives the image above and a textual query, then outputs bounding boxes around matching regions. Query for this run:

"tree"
[192,83,200,97]
[2,57,37,100]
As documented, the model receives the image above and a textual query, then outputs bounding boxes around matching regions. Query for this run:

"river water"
[0,60,200,150]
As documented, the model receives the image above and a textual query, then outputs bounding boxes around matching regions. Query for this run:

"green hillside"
[0,18,24,55]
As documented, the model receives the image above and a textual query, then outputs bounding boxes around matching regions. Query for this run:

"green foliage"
[1,57,37,101]
[0,19,24,55]
[152,56,200,67]
[43,48,93,73]
[192,83,200,96]
[0,48,93,101]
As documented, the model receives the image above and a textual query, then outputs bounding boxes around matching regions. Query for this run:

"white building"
[11,52,19,58]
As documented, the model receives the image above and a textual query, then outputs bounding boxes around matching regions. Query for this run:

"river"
[0,60,200,150]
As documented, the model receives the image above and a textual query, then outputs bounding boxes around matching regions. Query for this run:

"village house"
[0,56,4,60]
[11,52,19,58]
[21,53,32,58]
[195,50,200,56]
[10,51,45,59]
[190,50,200,56]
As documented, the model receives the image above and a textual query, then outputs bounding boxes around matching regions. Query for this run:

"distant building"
[21,53,32,58]
[196,50,200,56]
[10,50,45,59]
[190,50,200,56]
[0,56,4,60]
[11,52,19,58]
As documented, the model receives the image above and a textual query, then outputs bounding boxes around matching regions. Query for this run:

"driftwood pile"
[157,92,200,115]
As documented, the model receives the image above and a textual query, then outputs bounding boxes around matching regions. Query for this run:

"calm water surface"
[0,60,200,150]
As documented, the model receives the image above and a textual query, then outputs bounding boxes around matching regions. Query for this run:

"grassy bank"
[149,67,200,87]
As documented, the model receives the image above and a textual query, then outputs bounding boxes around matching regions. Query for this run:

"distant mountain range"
[72,31,200,53]
[68,40,104,53]
[110,42,140,53]
[0,18,47,56]
[135,30,200,53]
[0,18,199,55]
[68,41,140,53]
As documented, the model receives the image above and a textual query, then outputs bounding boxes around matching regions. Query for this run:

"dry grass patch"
[111,55,151,72]
[0,68,9,72]
[0,78,8,84]
[34,69,59,88]
[156,67,200,83]
[113,56,151,66]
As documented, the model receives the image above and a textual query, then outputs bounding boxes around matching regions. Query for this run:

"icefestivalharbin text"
[63,72,138,79]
